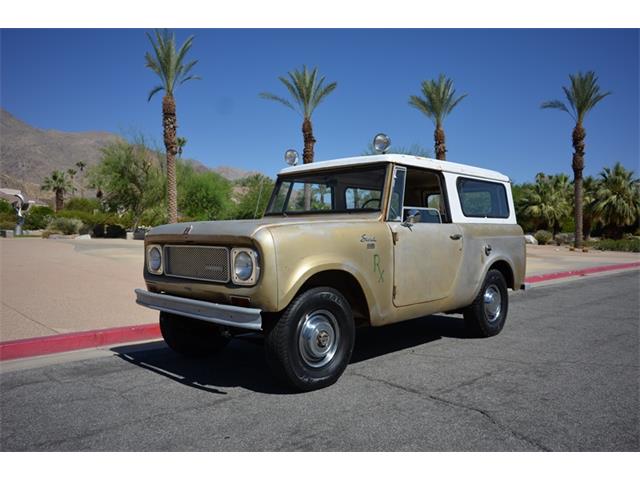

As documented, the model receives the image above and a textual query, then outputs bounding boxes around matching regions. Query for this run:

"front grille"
[163,245,230,283]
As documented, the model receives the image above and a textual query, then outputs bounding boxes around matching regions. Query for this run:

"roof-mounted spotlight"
[284,149,299,166]
[373,133,391,154]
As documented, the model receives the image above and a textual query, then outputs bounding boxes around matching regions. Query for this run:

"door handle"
[450,234,462,240]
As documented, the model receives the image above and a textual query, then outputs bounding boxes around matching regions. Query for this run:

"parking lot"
[1,271,638,451]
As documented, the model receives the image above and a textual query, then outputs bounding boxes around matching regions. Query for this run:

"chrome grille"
[164,245,230,283]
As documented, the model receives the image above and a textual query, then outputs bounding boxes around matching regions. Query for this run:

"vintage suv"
[135,140,525,391]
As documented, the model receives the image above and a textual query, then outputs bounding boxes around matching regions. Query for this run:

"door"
[386,165,464,307]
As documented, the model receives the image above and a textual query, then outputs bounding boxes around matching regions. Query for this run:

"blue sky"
[1,28,638,182]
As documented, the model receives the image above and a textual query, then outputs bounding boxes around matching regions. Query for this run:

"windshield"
[266,164,388,215]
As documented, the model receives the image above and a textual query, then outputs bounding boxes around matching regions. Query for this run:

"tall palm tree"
[520,173,571,237]
[260,65,337,164]
[145,29,200,223]
[541,71,611,248]
[409,74,467,161]
[41,170,75,212]
[593,162,640,238]
[75,161,87,198]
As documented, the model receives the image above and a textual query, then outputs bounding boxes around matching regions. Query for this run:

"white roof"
[279,154,510,182]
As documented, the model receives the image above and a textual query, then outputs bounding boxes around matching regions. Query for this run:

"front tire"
[265,287,355,391]
[160,312,230,357]
[463,269,509,337]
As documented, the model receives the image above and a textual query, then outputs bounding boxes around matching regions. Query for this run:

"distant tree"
[409,74,467,161]
[593,162,640,238]
[260,65,337,164]
[75,161,87,197]
[541,71,611,248]
[519,173,572,237]
[581,176,600,241]
[90,140,165,230]
[232,174,275,219]
[41,170,75,212]
[145,29,201,223]
[177,161,232,221]
[176,137,187,158]
[67,168,77,179]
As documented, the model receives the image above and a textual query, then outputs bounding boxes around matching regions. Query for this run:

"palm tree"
[177,137,187,158]
[260,65,337,164]
[593,162,640,238]
[41,170,75,212]
[520,173,571,237]
[582,176,600,241]
[75,161,87,197]
[145,29,200,223]
[541,71,611,248]
[409,74,467,161]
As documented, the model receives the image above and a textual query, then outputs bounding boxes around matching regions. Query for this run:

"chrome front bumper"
[134,289,262,331]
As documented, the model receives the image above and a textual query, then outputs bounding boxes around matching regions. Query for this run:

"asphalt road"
[1,271,638,451]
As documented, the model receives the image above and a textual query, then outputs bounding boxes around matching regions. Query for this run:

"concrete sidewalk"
[1,237,639,342]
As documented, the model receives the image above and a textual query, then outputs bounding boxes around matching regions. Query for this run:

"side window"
[456,178,509,218]
[400,167,449,224]
[386,167,406,221]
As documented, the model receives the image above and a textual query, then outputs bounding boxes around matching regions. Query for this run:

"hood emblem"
[183,225,193,236]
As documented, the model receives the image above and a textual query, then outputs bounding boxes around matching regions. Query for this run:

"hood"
[147,213,380,240]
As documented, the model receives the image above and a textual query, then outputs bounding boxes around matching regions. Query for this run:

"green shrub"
[0,199,14,215]
[55,210,111,228]
[25,205,54,230]
[534,230,553,245]
[64,197,101,212]
[46,217,83,235]
[593,238,640,253]
[0,219,15,230]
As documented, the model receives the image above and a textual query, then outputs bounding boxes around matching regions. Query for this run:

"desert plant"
[24,205,54,230]
[593,238,640,252]
[541,71,611,248]
[409,74,467,160]
[41,170,75,212]
[534,229,553,245]
[593,162,640,238]
[90,139,165,230]
[64,197,101,213]
[145,29,200,223]
[46,217,83,235]
[519,173,571,237]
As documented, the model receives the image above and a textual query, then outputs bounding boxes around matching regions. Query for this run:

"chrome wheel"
[297,309,340,368]
[483,285,502,323]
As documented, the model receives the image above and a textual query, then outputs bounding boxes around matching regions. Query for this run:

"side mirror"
[404,208,421,224]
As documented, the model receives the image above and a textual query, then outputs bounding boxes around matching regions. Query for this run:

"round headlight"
[373,133,391,154]
[149,247,162,272]
[234,251,253,281]
[284,149,299,166]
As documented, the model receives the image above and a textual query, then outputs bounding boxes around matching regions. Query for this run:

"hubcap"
[298,309,339,368]
[483,285,502,323]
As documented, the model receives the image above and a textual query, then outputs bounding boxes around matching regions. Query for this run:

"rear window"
[456,177,509,218]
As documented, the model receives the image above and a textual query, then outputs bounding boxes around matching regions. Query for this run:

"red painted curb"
[0,323,160,362]
[1,261,638,362]
[524,261,640,284]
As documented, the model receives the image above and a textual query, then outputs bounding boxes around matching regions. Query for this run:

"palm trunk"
[163,94,178,224]
[572,123,585,248]
[55,190,63,212]
[302,117,315,210]
[434,126,446,161]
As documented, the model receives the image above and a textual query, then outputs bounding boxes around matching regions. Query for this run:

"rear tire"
[463,269,508,337]
[265,287,355,391]
[160,312,230,357]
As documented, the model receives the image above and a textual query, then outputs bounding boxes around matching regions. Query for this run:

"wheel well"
[297,270,370,327]
[490,260,515,290]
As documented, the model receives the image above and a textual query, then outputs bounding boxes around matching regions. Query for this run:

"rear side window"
[456,177,509,218]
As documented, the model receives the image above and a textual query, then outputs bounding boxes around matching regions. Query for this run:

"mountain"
[0,109,260,200]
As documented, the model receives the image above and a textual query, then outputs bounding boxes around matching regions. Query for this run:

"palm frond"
[408,74,466,127]
[259,93,296,111]
[147,85,164,102]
